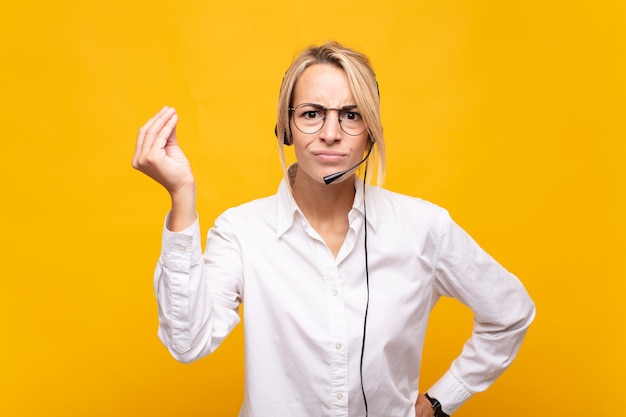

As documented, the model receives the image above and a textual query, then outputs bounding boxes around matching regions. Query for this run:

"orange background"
[1,1,624,415]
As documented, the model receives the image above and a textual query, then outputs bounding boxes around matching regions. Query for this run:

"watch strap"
[425,393,450,417]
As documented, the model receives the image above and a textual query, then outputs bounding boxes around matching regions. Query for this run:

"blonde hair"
[276,41,386,186]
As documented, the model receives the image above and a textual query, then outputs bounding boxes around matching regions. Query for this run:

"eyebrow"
[304,103,359,111]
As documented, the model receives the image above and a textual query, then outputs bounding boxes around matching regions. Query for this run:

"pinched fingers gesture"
[132,106,194,195]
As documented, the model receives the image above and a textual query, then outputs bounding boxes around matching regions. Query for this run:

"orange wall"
[1,1,624,415]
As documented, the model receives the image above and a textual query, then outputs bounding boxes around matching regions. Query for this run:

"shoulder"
[365,187,455,242]
[210,193,281,239]
[371,187,449,220]
[217,194,277,222]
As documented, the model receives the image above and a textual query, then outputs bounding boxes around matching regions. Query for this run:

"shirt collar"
[353,175,378,232]
[275,165,378,238]
[275,178,300,237]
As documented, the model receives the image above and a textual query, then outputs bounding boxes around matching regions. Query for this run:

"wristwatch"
[425,393,450,417]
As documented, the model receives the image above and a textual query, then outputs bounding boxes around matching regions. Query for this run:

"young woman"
[132,41,535,417]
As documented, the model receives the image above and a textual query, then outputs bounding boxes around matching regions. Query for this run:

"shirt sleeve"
[427,210,536,415]
[154,212,242,363]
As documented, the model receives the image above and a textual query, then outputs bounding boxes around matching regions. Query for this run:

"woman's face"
[290,64,369,186]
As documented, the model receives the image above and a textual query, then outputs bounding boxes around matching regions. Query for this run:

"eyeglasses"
[289,103,367,136]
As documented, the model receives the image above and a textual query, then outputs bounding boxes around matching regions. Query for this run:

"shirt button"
[335,343,342,350]
[337,393,343,400]
[332,289,339,296]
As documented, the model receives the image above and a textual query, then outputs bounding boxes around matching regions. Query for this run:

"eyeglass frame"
[288,102,368,136]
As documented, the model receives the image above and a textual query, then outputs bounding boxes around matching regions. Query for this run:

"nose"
[319,109,342,144]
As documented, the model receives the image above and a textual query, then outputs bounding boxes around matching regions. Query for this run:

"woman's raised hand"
[133,106,194,194]
[133,106,197,231]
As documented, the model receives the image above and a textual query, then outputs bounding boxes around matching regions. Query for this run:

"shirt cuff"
[161,212,202,272]
[428,370,473,415]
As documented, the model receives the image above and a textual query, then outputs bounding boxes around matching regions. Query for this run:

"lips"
[312,150,347,163]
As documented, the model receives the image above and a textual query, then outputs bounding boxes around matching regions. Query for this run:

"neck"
[291,169,355,226]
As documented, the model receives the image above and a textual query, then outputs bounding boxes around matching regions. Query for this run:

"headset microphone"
[323,146,373,185]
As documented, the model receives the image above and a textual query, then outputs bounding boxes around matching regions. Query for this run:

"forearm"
[155,213,242,363]
[155,258,214,363]
[428,295,536,414]
[156,217,213,362]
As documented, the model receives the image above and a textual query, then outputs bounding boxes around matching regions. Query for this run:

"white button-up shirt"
[155,177,535,417]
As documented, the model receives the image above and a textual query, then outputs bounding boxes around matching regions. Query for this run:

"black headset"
[274,124,291,146]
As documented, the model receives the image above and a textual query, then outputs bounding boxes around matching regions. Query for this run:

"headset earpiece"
[274,124,292,146]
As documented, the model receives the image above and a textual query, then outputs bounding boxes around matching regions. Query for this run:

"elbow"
[520,293,537,331]
[501,284,536,332]
[169,348,202,365]
[505,294,536,334]
[157,327,209,364]
[478,293,536,336]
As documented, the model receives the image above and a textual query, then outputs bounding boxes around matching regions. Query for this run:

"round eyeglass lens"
[291,103,367,136]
